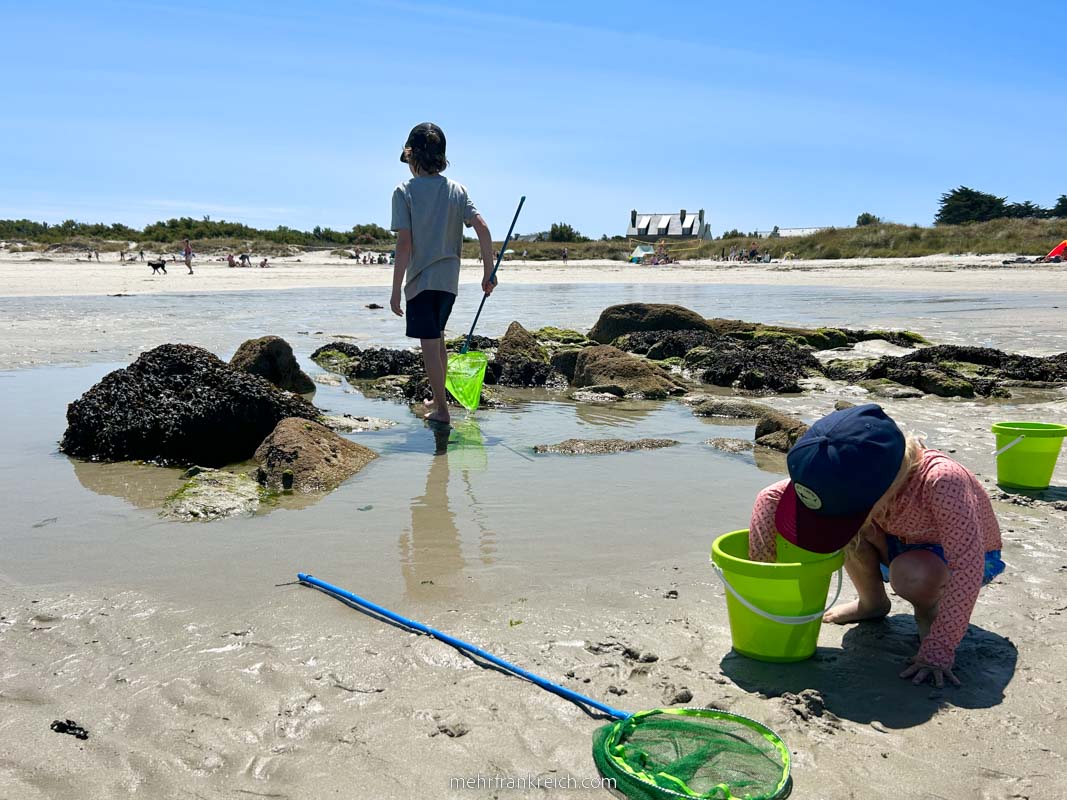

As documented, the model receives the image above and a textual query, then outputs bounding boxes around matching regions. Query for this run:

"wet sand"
[1,266,1066,799]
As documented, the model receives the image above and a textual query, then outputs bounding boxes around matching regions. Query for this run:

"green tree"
[856,212,882,226]
[1048,195,1067,218]
[935,186,1007,225]
[1005,200,1048,219]
[548,222,582,242]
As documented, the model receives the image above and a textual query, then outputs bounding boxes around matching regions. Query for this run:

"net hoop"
[594,707,792,800]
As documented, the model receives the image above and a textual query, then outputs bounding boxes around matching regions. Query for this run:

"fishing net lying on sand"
[592,708,791,800]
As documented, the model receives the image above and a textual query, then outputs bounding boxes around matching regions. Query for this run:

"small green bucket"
[711,530,843,663]
[992,422,1067,490]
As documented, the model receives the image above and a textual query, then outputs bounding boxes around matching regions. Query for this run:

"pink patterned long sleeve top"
[748,450,1002,669]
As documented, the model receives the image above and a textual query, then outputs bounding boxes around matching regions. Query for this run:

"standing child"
[390,122,495,425]
[182,238,194,274]
[748,404,1004,688]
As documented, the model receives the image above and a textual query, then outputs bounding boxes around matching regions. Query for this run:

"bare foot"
[824,598,891,625]
[423,397,435,408]
[914,604,938,640]
[424,410,451,425]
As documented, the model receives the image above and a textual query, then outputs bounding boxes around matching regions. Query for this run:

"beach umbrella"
[444,197,525,412]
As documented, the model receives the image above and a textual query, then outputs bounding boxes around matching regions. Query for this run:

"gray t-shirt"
[390,175,477,300]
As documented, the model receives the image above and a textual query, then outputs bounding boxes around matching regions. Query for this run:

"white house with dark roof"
[627,209,711,241]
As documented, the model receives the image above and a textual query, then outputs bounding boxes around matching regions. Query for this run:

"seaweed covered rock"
[310,342,421,380]
[230,336,315,394]
[704,319,927,351]
[588,303,712,344]
[533,326,590,346]
[684,340,822,393]
[254,418,377,493]
[491,321,554,386]
[857,378,926,399]
[310,341,362,373]
[894,345,1067,385]
[572,346,684,399]
[61,344,318,466]
[754,412,809,452]
[446,334,497,352]
[362,369,430,402]
[161,469,264,521]
[616,329,724,360]
[533,438,679,455]
[346,347,422,380]
[691,398,776,419]
[550,349,582,382]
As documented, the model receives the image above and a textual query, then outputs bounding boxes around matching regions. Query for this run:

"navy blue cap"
[775,404,905,553]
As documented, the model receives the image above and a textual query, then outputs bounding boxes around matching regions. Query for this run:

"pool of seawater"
[3,281,1064,616]
[2,282,1065,369]
[0,362,787,614]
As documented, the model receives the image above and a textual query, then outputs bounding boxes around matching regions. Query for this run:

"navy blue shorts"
[405,290,455,340]
[879,534,1005,585]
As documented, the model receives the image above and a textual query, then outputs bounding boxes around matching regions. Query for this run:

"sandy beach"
[1,257,1066,800]
[2,250,1066,297]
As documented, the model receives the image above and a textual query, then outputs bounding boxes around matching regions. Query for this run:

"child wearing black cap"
[390,122,496,424]
[749,404,1004,688]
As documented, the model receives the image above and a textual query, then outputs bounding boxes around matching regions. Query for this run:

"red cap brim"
[774,482,869,554]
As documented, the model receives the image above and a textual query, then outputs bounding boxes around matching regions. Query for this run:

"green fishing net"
[445,351,488,411]
[592,709,791,800]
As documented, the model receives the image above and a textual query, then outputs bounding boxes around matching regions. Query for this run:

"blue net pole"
[297,572,628,720]
[461,196,526,354]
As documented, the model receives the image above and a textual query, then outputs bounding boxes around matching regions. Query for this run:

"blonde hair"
[844,433,925,555]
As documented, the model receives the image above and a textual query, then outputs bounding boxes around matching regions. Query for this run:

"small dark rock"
[669,688,693,705]
[230,336,315,394]
[435,722,469,738]
[754,412,809,453]
[50,719,89,740]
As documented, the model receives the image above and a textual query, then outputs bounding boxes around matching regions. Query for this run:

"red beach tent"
[1046,240,1067,260]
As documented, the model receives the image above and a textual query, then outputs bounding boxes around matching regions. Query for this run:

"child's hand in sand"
[900,656,960,688]
[390,290,403,317]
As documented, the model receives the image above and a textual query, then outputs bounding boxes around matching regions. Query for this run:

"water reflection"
[399,418,495,600]
[573,398,657,427]
[69,457,185,509]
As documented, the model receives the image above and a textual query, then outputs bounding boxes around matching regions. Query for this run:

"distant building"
[755,226,830,239]
[627,209,711,241]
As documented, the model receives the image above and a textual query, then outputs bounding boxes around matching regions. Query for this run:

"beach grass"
[4,218,1064,262]
[465,217,1067,261]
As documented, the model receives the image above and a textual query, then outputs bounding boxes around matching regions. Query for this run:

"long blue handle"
[297,572,628,720]
[461,196,526,354]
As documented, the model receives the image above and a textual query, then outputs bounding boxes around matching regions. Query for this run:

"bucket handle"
[710,563,843,626]
[992,435,1025,457]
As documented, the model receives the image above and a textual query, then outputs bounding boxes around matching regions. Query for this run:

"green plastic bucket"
[992,422,1067,490]
[711,530,844,663]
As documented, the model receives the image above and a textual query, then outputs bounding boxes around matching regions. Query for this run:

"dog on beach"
[148,259,167,275]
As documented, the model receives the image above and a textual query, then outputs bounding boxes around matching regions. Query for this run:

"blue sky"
[2,1,1064,238]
